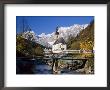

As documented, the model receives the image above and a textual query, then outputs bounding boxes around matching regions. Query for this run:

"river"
[16,58,82,74]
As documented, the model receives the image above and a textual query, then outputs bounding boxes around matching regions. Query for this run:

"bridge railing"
[44,49,94,54]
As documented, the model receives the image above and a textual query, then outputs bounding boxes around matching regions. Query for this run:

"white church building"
[52,27,67,53]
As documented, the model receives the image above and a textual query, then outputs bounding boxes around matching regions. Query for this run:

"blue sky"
[16,16,94,35]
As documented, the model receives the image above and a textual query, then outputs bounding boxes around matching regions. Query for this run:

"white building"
[52,28,67,53]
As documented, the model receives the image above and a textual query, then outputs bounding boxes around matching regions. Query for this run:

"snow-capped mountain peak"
[21,24,88,47]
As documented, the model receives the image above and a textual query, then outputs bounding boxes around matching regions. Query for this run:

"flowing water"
[16,58,82,74]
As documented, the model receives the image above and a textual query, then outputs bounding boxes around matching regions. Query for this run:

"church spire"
[55,27,59,39]
[55,26,59,35]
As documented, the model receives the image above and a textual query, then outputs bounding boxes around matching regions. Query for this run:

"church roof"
[53,37,66,45]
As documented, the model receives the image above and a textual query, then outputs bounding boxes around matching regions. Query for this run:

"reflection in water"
[16,59,82,74]
[34,65,53,74]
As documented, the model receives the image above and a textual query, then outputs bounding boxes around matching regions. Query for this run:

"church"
[52,27,67,53]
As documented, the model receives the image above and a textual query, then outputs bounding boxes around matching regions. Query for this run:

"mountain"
[57,24,88,41]
[21,31,51,48]
[38,32,55,44]
[20,24,89,48]
[22,31,38,42]
[38,24,88,44]
[16,34,44,57]
[67,20,94,50]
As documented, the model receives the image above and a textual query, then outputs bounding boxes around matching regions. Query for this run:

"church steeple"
[55,27,59,39]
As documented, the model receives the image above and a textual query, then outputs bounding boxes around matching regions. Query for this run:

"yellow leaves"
[80,40,94,50]
[81,53,94,58]
[80,40,94,58]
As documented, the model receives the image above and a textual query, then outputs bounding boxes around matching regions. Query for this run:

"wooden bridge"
[43,49,93,60]
[43,49,94,73]
[16,49,93,73]
[44,49,94,54]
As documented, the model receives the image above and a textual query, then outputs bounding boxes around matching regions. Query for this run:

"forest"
[16,33,44,58]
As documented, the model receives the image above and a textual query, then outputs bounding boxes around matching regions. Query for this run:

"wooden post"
[52,58,55,72]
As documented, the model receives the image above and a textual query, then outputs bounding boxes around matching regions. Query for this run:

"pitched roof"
[53,37,66,45]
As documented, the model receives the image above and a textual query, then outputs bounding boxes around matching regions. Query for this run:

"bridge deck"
[17,56,90,60]
[35,57,88,60]
[44,49,94,54]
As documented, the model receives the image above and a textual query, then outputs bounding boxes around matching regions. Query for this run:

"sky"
[16,16,94,35]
